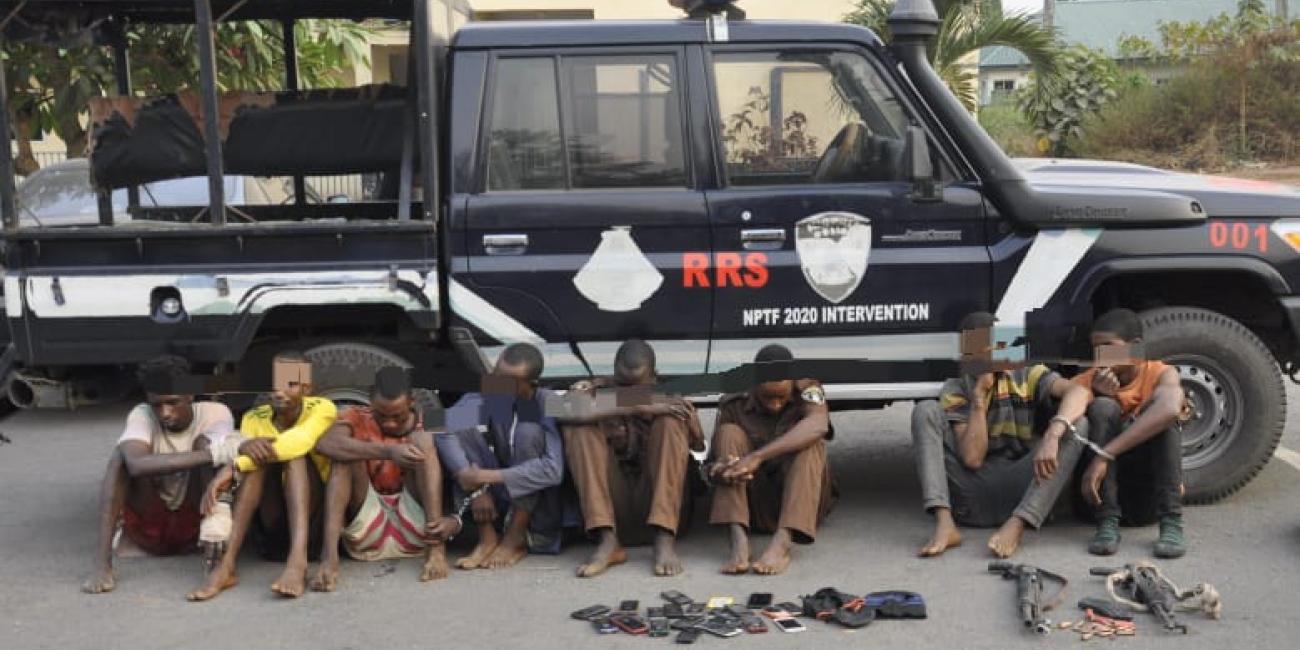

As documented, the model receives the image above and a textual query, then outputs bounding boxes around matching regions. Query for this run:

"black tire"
[1138,307,1286,504]
[303,342,417,408]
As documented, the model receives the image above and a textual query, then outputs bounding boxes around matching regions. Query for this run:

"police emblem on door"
[572,226,664,312]
[794,212,872,304]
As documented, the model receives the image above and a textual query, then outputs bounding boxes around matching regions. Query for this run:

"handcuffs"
[446,484,489,541]
[1051,415,1116,461]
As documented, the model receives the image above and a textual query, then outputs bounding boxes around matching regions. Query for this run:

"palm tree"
[844,0,1059,111]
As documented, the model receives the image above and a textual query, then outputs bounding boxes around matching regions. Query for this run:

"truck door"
[700,46,990,375]
[460,49,712,377]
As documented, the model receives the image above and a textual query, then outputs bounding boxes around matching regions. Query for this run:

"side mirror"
[905,125,941,203]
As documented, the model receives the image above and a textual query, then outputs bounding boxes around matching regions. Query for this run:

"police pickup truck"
[1,0,1298,504]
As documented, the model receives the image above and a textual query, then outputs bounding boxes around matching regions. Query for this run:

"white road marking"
[1273,445,1300,471]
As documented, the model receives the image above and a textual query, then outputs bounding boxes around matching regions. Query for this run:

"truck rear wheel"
[1138,307,1286,504]
[303,342,415,407]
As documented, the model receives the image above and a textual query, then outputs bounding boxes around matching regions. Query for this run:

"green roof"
[981,0,1246,68]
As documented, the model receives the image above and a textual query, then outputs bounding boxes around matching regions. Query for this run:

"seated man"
[311,367,461,591]
[1076,308,1188,558]
[82,356,238,594]
[912,312,1090,559]
[559,339,702,578]
[188,351,338,601]
[438,343,566,570]
[709,344,837,576]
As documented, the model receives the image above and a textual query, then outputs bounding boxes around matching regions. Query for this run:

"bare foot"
[420,545,450,581]
[751,530,793,576]
[485,541,527,569]
[919,508,963,557]
[309,558,340,592]
[81,567,116,594]
[270,562,308,598]
[577,529,627,578]
[652,529,683,577]
[720,524,750,574]
[187,564,239,602]
[987,516,1027,559]
[455,533,499,570]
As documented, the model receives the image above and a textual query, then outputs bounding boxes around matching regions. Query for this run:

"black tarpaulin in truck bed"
[88,85,410,189]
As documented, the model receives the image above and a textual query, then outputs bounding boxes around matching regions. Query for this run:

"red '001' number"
[1209,222,1268,253]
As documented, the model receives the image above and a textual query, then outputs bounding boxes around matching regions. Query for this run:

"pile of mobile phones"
[570,591,809,641]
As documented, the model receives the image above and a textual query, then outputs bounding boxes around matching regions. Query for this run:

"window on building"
[992,79,1016,94]
[485,53,688,191]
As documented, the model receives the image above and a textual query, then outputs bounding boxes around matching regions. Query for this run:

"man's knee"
[911,400,945,444]
[410,429,436,452]
[711,423,749,455]
[512,423,547,458]
[191,435,211,452]
[1087,397,1122,421]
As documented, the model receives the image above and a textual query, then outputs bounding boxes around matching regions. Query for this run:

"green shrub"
[978,101,1039,157]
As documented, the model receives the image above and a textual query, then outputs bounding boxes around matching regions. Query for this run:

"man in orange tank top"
[308,367,459,591]
[1074,309,1189,559]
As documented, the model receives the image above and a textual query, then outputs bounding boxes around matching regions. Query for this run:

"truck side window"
[562,55,687,189]
[712,50,920,187]
[487,57,565,191]
[485,54,688,192]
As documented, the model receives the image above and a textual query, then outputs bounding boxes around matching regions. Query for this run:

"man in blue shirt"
[437,343,566,570]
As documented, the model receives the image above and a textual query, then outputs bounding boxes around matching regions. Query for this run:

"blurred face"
[371,393,415,438]
[147,394,195,433]
[491,359,536,399]
[755,380,794,416]
[1090,330,1138,375]
[271,359,312,414]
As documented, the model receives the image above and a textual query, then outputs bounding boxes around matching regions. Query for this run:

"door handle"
[483,233,528,254]
[740,228,786,249]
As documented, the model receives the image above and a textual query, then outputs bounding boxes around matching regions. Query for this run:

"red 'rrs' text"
[682,252,769,288]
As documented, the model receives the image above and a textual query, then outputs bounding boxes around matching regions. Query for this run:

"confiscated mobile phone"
[743,615,768,634]
[698,620,742,638]
[646,607,665,619]
[675,628,701,644]
[649,618,670,638]
[761,606,792,620]
[725,604,750,619]
[706,596,734,610]
[592,617,619,635]
[610,614,649,636]
[661,590,693,607]
[618,599,639,612]
[685,602,707,616]
[571,604,611,621]
[663,603,684,619]
[776,601,803,615]
[775,617,807,633]
[746,592,774,609]
[672,616,707,630]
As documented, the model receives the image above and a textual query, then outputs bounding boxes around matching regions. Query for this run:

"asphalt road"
[2,387,1299,650]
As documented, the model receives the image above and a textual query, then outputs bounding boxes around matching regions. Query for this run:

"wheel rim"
[1166,355,1244,470]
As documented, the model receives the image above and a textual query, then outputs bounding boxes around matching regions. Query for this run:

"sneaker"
[1088,516,1121,556]
[1153,515,1186,559]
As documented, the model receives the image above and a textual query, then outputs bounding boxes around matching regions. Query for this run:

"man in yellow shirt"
[188,352,338,602]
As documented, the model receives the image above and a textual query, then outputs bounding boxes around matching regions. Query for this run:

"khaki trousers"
[563,414,691,544]
[708,423,833,543]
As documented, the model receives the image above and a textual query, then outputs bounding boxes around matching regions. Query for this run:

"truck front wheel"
[1138,307,1286,504]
